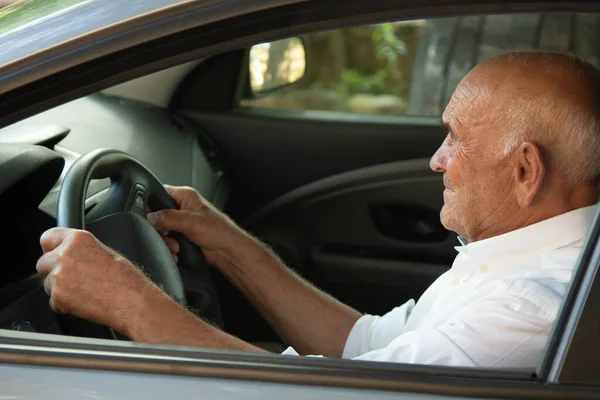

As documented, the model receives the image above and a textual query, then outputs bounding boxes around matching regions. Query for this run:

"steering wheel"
[55,148,222,338]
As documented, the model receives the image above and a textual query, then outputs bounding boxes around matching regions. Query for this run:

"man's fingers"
[147,209,194,235]
[49,296,65,315]
[43,272,53,296]
[163,236,180,255]
[40,260,65,314]
[39,227,72,253]
[36,251,57,277]
[164,185,186,207]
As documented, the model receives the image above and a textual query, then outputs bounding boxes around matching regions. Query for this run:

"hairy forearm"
[215,234,361,358]
[123,283,265,353]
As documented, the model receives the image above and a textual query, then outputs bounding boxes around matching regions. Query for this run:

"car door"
[172,11,600,340]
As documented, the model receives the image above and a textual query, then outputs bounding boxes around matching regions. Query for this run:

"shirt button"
[452,277,459,286]
[480,265,489,273]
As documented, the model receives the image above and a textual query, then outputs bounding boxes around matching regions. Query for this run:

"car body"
[0,0,599,398]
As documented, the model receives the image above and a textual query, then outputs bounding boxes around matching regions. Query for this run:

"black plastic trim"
[318,243,452,266]
[244,158,437,225]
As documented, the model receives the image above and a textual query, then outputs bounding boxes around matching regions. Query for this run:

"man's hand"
[147,185,250,266]
[36,227,265,352]
[36,228,154,335]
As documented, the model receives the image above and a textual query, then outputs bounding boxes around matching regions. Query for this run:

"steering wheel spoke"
[86,181,148,223]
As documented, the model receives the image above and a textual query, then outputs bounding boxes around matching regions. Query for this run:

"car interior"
[0,11,596,353]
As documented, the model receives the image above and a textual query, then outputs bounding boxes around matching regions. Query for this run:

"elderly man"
[36,51,599,368]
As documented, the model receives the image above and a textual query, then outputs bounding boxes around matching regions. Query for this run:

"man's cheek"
[444,151,465,188]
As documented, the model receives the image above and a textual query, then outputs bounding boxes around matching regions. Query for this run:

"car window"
[240,13,600,116]
[3,5,600,396]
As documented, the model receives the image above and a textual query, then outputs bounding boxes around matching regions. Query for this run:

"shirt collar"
[457,236,469,246]
[454,205,598,265]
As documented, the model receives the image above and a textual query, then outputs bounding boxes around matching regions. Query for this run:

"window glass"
[241,13,600,116]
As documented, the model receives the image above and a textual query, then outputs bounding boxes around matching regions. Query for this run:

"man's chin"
[439,206,457,233]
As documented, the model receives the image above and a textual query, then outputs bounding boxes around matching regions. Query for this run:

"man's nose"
[430,144,446,173]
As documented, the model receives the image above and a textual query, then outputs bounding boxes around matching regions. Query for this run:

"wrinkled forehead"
[442,60,543,131]
[442,69,498,132]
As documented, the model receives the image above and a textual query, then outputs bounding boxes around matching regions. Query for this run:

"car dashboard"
[0,93,230,336]
[0,93,229,218]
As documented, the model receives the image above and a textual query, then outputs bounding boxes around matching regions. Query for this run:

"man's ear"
[513,142,545,207]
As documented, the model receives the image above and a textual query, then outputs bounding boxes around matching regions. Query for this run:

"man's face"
[430,72,516,241]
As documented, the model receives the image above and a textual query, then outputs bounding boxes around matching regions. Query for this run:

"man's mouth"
[443,176,454,192]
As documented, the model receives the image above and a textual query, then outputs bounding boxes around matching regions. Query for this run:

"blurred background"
[243,14,600,117]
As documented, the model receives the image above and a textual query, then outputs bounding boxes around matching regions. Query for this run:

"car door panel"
[243,158,454,314]
[0,363,427,400]
[183,109,445,218]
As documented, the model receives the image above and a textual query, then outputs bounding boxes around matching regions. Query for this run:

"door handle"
[369,202,448,243]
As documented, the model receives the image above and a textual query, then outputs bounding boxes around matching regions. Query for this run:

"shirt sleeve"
[342,299,415,359]
[350,284,556,368]
[281,299,415,358]
[281,347,325,357]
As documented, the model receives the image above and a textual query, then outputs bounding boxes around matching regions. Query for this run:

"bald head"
[430,51,600,242]
[471,52,600,187]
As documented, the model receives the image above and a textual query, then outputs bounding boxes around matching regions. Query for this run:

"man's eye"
[447,133,457,145]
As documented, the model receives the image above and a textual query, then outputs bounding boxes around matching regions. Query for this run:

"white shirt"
[282,205,597,368]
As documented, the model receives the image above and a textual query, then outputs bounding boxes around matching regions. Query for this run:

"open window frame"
[1,0,600,398]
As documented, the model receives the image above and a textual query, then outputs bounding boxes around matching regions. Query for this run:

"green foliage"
[331,23,408,97]
[372,23,407,68]
[335,69,389,96]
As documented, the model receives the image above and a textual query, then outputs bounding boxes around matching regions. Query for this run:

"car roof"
[0,0,185,66]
